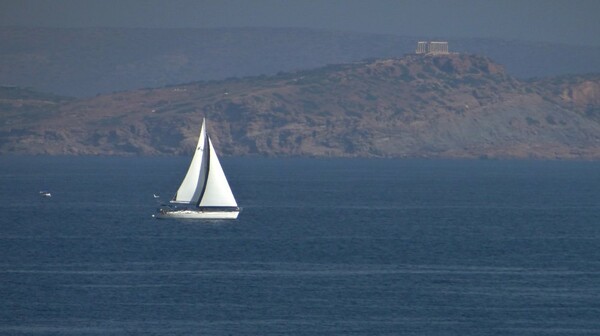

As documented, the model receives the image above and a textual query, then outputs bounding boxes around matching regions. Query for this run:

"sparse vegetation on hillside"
[1,54,600,159]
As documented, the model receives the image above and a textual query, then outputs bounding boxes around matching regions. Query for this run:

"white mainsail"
[171,120,208,204]
[171,119,237,208]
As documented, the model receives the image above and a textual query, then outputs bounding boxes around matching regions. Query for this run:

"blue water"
[1,157,600,335]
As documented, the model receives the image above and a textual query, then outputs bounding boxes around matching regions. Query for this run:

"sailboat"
[154,119,240,219]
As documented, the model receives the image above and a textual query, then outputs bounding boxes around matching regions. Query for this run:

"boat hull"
[153,209,240,220]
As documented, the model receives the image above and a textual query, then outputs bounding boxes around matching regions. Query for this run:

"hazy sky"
[1,0,599,46]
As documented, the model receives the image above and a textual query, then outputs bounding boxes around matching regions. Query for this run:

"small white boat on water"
[153,119,240,219]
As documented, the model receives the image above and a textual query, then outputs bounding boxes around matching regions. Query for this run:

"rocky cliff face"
[533,75,600,122]
[2,54,600,159]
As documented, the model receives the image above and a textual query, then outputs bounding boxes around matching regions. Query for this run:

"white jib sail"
[172,120,209,204]
[198,137,238,207]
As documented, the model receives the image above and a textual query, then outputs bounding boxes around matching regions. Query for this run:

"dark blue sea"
[1,156,600,335]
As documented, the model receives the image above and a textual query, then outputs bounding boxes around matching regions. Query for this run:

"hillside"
[2,53,600,159]
[2,27,600,97]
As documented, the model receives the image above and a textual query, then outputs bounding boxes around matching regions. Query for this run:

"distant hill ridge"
[1,27,600,97]
[2,53,600,159]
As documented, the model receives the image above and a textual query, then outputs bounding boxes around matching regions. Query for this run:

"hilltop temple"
[416,41,449,55]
